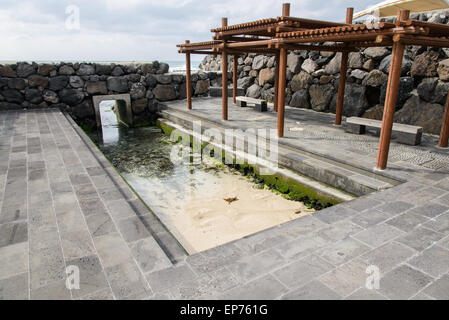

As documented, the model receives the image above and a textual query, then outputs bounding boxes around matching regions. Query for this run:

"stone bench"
[345,117,423,146]
[236,96,267,112]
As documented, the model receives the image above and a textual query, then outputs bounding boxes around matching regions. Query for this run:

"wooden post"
[438,90,449,148]
[274,53,280,112]
[185,40,192,110]
[222,17,228,120]
[334,8,353,125]
[277,47,287,137]
[376,10,409,170]
[233,55,238,104]
[282,3,290,16]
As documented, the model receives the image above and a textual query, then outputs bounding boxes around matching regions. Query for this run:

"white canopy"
[354,0,449,19]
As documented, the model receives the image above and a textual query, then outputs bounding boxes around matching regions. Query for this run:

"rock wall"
[0,61,214,129]
[199,11,449,135]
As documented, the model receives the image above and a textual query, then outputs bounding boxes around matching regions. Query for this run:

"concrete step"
[209,86,245,97]
[159,106,397,197]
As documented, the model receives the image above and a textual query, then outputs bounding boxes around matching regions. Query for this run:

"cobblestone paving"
[1,104,449,300]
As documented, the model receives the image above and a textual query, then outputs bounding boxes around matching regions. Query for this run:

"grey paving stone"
[28,225,60,252]
[129,237,172,274]
[319,259,370,297]
[424,213,449,234]
[74,183,99,201]
[410,292,435,300]
[227,249,285,282]
[79,198,108,217]
[345,287,387,300]
[360,241,416,275]
[86,166,105,177]
[437,235,449,250]
[0,221,28,248]
[0,272,28,300]
[0,242,28,279]
[234,226,290,255]
[386,212,429,232]
[317,221,364,242]
[60,229,96,260]
[97,187,127,202]
[0,203,27,224]
[379,265,433,300]
[342,197,383,213]
[316,238,370,266]
[408,203,449,219]
[435,178,449,191]
[187,243,243,274]
[376,201,414,216]
[396,227,445,252]
[78,287,115,300]
[90,174,115,189]
[273,254,334,289]
[29,245,65,290]
[277,215,328,238]
[55,206,86,233]
[350,209,389,228]
[218,274,287,300]
[105,199,137,220]
[170,267,239,300]
[281,280,341,300]
[423,274,449,299]
[313,206,358,224]
[146,263,196,293]
[274,234,329,261]
[116,216,152,243]
[69,173,91,186]
[85,212,117,237]
[66,255,109,299]
[28,160,45,171]
[94,232,134,268]
[30,279,71,300]
[408,246,449,278]
[352,224,406,248]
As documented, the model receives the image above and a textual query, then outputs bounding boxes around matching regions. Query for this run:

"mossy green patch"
[157,120,339,211]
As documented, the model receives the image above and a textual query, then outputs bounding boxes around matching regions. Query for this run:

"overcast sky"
[0,0,377,62]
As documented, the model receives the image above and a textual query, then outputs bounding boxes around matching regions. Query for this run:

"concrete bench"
[345,117,423,146]
[236,96,267,112]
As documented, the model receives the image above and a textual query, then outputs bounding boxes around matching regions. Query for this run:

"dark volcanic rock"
[289,89,309,109]
[2,89,24,104]
[394,95,444,134]
[381,76,413,109]
[107,77,128,93]
[59,88,84,106]
[24,88,43,104]
[49,76,69,91]
[309,83,334,111]
[153,84,176,101]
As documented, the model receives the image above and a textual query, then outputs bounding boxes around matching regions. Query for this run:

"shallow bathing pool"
[88,102,318,253]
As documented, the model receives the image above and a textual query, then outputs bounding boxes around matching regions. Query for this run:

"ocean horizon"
[0,60,202,73]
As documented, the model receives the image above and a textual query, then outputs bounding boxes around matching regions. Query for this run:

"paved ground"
[1,103,449,300]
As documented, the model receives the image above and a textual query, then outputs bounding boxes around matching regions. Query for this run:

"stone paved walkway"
[1,105,449,300]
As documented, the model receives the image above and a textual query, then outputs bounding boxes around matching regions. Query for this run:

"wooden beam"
[376,10,409,170]
[277,47,287,137]
[233,55,238,104]
[222,17,229,121]
[274,52,280,113]
[282,3,290,17]
[334,7,354,126]
[439,89,449,148]
[185,40,192,111]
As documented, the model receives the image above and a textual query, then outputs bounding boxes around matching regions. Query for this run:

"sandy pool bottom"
[124,166,314,254]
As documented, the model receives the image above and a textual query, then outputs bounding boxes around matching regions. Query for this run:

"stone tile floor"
[1,104,449,300]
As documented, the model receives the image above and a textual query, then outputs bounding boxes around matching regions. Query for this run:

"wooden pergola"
[177,3,449,170]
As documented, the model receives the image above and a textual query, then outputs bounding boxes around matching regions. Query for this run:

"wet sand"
[125,165,314,254]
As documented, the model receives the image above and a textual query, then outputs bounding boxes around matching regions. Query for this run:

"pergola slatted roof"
[177,3,449,170]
